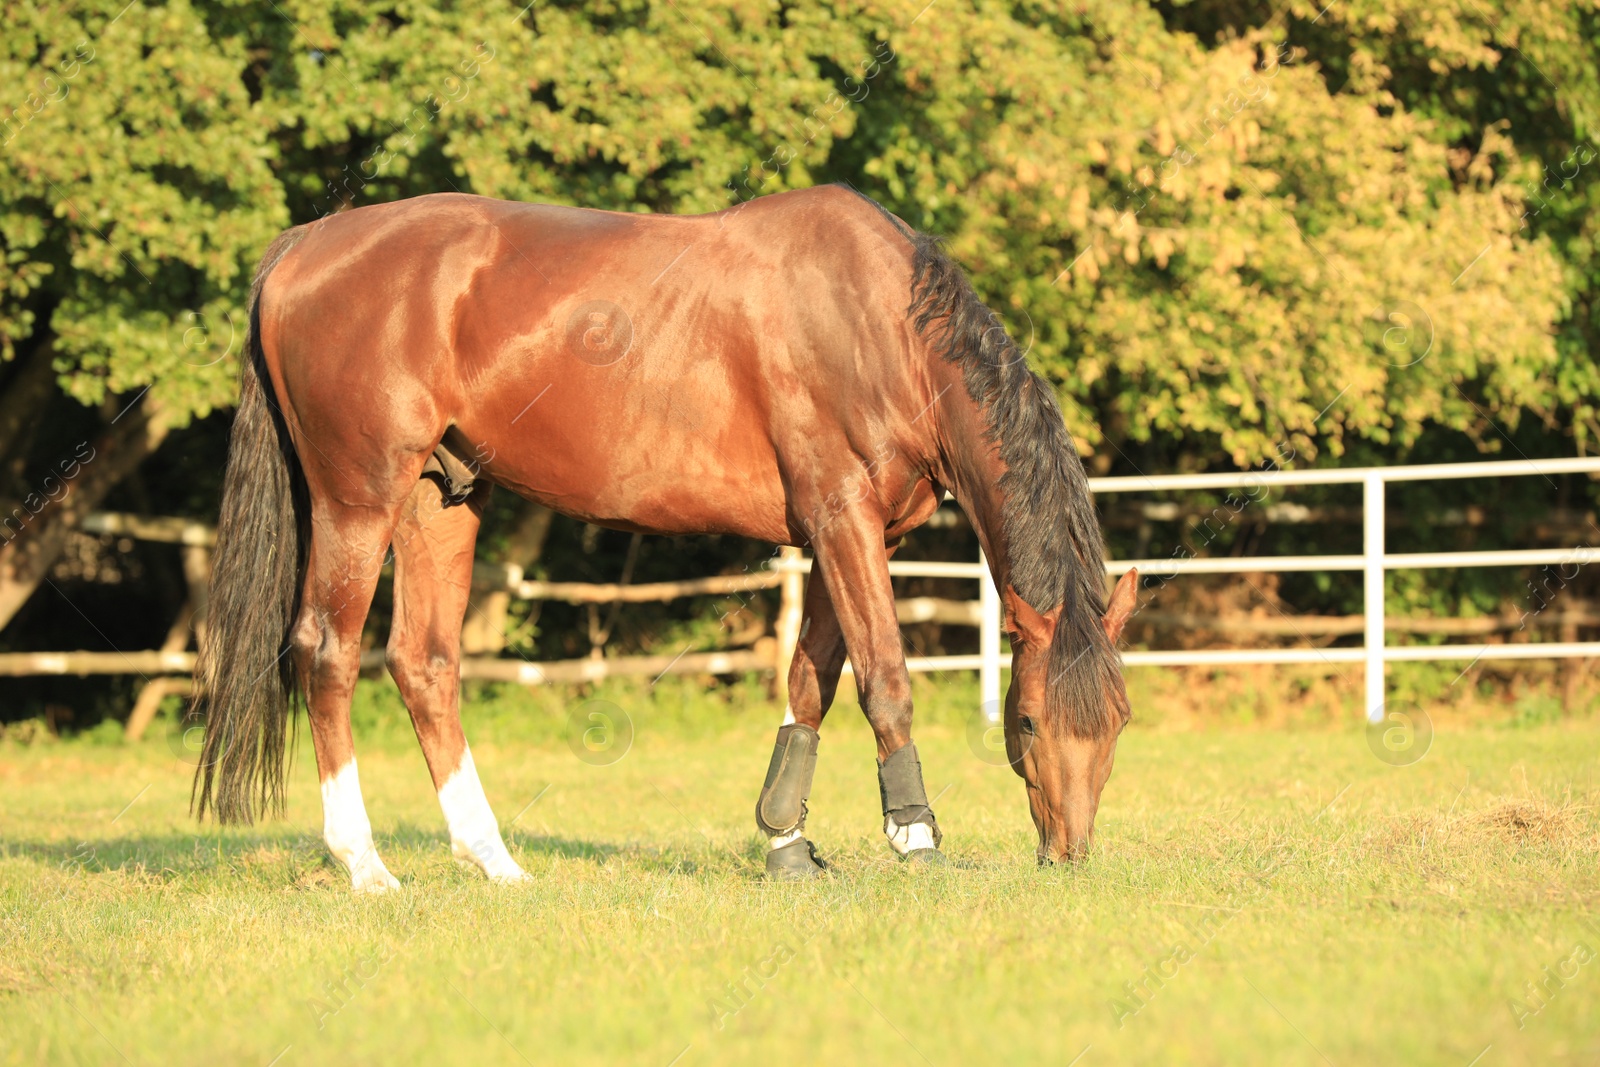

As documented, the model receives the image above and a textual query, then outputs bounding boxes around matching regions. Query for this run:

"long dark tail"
[192,227,309,824]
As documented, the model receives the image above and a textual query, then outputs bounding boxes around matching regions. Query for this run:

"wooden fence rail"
[472,563,785,603]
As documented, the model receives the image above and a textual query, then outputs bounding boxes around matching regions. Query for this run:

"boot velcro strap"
[890,804,936,828]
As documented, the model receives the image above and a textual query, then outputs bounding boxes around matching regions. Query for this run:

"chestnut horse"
[192,185,1137,891]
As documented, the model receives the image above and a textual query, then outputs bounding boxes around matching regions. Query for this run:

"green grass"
[3,678,1598,1066]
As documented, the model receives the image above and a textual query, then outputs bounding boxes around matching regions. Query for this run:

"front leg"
[809,514,944,865]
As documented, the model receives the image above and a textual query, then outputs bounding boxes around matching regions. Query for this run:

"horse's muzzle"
[1037,838,1090,866]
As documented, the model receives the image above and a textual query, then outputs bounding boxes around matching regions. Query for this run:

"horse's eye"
[1018,715,1036,736]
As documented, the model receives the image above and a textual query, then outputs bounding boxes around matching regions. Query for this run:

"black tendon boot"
[755,723,827,880]
[878,741,945,864]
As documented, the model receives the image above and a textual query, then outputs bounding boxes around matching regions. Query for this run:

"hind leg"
[293,497,408,894]
[387,479,527,883]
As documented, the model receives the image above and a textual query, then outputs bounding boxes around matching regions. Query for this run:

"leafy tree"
[0,0,1592,637]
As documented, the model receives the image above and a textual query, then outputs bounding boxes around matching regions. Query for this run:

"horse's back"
[257,188,930,541]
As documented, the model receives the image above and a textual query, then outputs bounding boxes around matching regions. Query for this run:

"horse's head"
[1003,568,1137,864]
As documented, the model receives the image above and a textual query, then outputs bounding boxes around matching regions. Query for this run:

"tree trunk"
[461,499,555,654]
[0,400,171,632]
[0,339,61,495]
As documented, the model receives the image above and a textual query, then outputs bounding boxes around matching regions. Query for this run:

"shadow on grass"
[4,824,820,886]
[6,822,629,877]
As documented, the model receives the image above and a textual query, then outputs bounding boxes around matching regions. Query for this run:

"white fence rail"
[1103,457,1600,723]
[776,456,1600,723]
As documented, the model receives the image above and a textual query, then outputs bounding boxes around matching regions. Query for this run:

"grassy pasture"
[2,676,1598,1066]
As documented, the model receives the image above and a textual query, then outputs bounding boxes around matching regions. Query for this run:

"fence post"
[773,546,805,706]
[979,547,1002,712]
[1363,473,1386,723]
[125,544,210,742]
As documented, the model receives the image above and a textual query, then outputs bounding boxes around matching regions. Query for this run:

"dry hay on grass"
[1377,796,1598,853]
[1461,798,1595,844]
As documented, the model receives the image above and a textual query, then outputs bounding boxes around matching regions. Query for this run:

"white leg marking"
[321,760,400,893]
[780,703,797,726]
[769,828,804,851]
[439,746,528,884]
[884,816,938,856]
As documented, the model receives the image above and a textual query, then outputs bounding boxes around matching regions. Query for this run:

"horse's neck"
[931,381,1014,594]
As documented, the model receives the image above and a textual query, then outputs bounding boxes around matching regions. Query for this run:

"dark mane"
[870,201,1126,737]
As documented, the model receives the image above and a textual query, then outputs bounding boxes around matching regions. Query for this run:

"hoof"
[453,850,530,885]
[351,869,401,894]
[452,839,530,884]
[463,858,531,885]
[765,838,827,881]
[903,847,947,867]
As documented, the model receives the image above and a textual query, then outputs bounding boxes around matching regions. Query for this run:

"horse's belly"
[470,423,792,542]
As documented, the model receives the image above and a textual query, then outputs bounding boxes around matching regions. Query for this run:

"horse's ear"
[1004,589,1056,649]
[1103,569,1138,644]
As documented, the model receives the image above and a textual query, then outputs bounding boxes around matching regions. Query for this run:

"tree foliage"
[1,0,1594,460]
